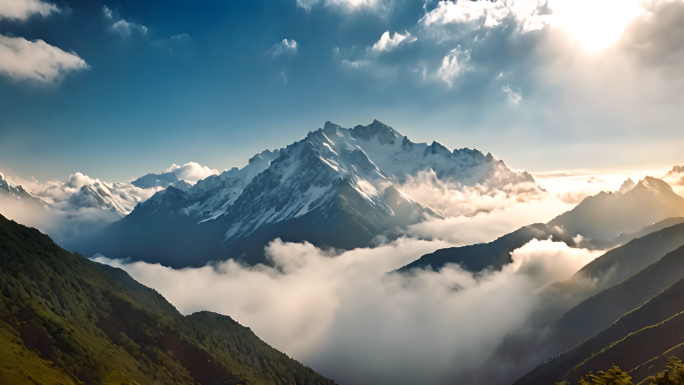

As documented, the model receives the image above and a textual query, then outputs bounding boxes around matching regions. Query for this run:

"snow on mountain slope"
[0,174,48,207]
[82,120,537,267]
[348,120,533,187]
[158,149,282,223]
[0,168,199,250]
[140,120,532,231]
[220,125,405,242]
[30,172,155,216]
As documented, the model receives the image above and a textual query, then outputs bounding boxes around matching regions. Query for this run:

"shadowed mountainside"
[0,214,335,385]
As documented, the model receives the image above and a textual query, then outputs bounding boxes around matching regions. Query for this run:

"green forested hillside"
[517,267,684,385]
[554,356,684,385]
[513,222,684,385]
[548,244,684,362]
[0,214,335,385]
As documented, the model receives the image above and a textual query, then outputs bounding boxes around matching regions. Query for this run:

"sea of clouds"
[90,171,614,385]
[95,235,601,385]
[2,163,675,384]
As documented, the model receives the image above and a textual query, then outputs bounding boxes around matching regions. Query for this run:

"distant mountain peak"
[248,149,280,166]
[323,120,342,131]
[619,178,636,193]
[351,120,402,144]
[131,172,179,189]
[631,176,682,204]
[546,176,684,241]
[636,176,674,193]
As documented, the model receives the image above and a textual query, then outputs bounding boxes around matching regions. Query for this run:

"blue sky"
[1,0,683,182]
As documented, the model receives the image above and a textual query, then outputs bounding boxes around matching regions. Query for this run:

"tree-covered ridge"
[0,214,335,385]
[556,356,684,385]
[514,222,684,385]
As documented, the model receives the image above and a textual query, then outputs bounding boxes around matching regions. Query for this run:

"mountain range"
[401,176,684,272]
[4,120,684,385]
[0,169,198,247]
[74,120,535,267]
[513,232,684,385]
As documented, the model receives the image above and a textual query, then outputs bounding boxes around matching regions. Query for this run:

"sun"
[547,0,647,53]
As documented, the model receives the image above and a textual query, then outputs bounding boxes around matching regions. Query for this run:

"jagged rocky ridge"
[78,120,535,267]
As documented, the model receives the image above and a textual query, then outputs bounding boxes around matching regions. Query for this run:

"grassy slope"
[0,327,79,385]
[0,214,335,385]
[513,225,684,385]
[551,245,684,357]
[515,272,684,385]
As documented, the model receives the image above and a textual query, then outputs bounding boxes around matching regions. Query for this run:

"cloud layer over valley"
[96,235,601,385]
[87,161,684,384]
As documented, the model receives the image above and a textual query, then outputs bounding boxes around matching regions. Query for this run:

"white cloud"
[407,199,574,245]
[103,6,148,38]
[394,168,573,245]
[0,34,88,83]
[18,172,156,215]
[370,31,417,54]
[502,84,522,104]
[664,165,684,186]
[266,39,298,58]
[533,169,669,204]
[421,0,649,53]
[340,58,399,79]
[421,0,547,33]
[398,169,543,218]
[1,172,159,244]
[341,58,372,69]
[0,198,121,245]
[0,0,59,21]
[111,19,148,37]
[438,45,470,87]
[297,0,385,12]
[102,5,113,19]
[422,0,504,27]
[94,237,601,385]
[165,162,219,184]
[338,30,414,79]
[170,33,191,42]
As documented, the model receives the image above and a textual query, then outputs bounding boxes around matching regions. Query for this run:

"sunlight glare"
[547,0,647,53]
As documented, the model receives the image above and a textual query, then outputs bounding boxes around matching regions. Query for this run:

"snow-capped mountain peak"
[0,174,48,207]
[83,120,537,267]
